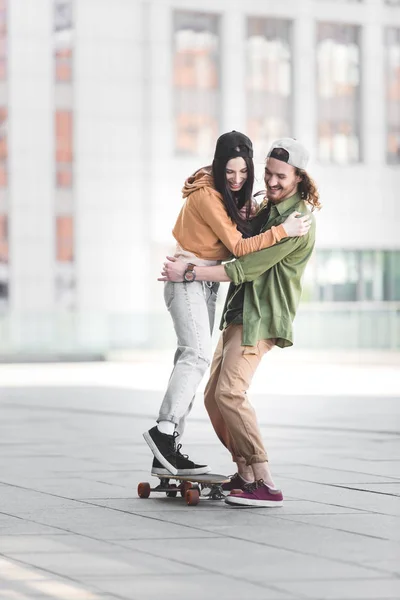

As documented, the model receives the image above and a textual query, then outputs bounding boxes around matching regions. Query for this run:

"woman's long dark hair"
[212,150,254,237]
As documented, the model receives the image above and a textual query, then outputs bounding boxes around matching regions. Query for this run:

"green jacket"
[222,192,316,348]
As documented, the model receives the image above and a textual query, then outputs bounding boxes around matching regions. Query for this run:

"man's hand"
[238,200,258,220]
[282,212,311,237]
[158,256,187,282]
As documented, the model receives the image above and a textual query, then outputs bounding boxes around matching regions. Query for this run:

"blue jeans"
[158,280,220,437]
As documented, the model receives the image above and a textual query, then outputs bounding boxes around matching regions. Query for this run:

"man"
[160,138,320,507]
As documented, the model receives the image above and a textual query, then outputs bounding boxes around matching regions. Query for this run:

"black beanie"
[214,130,253,160]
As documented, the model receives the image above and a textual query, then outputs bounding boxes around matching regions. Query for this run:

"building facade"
[0,0,399,355]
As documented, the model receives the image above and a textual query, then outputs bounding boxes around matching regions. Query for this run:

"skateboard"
[137,473,230,506]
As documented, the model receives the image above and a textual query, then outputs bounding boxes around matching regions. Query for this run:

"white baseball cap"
[267,138,310,170]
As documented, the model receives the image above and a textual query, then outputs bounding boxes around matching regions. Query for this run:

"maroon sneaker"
[221,473,248,496]
[225,479,283,507]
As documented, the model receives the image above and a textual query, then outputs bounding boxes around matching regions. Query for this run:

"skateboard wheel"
[166,490,178,498]
[180,481,192,497]
[137,482,151,499]
[185,489,200,506]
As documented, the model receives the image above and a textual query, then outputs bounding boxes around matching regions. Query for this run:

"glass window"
[304,250,400,302]
[0,214,8,304]
[55,110,73,181]
[0,0,6,81]
[55,47,72,82]
[0,107,7,188]
[385,28,400,164]
[54,1,74,309]
[56,216,73,262]
[173,11,220,156]
[0,0,7,306]
[0,213,7,263]
[247,18,292,158]
[317,23,361,164]
[316,0,363,3]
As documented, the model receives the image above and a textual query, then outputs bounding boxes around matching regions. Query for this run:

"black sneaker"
[173,443,211,476]
[143,426,178,475]
[151,455,211,477]
[151,457,171,477]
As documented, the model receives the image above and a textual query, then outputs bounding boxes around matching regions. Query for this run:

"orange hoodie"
[172,167,287,260]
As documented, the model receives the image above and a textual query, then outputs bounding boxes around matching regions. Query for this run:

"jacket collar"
[271,192,302,216]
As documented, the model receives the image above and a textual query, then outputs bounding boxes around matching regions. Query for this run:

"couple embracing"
[143,131,320,508]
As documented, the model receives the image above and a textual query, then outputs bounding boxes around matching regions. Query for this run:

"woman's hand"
[282,211,311,237]
[158,256,187,282]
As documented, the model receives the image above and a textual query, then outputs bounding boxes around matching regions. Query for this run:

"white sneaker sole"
[152,466,212,477]
[143,431,178,476]
[225,496,283,508]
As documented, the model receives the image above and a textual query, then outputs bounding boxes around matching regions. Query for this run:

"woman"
[143,131,310,478]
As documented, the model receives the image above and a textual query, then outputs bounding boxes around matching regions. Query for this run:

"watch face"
[184,270,195,282]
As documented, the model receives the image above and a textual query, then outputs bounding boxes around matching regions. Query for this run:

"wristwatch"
[183,263,196,282]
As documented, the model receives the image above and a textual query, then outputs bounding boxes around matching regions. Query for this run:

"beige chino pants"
[204,324,275,466]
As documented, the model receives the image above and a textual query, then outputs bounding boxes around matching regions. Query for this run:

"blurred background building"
[0,0,399,358]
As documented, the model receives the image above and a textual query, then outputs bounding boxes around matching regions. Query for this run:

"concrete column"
[220,2,246,133]
[292,2,317,160]
[8,0,54,312]
[74,0,149,346]
[361,0,385,165]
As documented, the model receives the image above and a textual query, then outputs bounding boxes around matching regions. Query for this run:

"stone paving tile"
[198,519,400,570]
[275,465,400,485]
[336,483,400,496]
[1,551,202,578]
[274,578,400,600]
[11,510,212,543]
[362,559,400,576]
[82,573,295,600]
[118,537,382,583]
[0,534,138,555]
[1,478,135,499]
[0,574,116,599]
[273,513,400,541]
[0,516,68,536]
[269,480,400,515]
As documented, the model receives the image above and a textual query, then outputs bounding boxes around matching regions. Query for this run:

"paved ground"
[0,356,399,600]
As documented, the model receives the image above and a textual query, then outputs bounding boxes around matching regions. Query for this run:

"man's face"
[264,157,302,203]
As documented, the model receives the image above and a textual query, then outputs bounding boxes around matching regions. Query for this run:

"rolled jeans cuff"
[232,454,268,465]
[157,414,180,426]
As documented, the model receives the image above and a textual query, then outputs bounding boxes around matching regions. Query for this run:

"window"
[55,110,73,189]
[385,28,400,164]
[54,0,75,308]
[0,0,6,80]
[303,250,400,302]
[247,18,292,158]
[55,47,72,82]
[0,106,7,187]
[0,215,8,304]
[316,0,363,3]
[0,213,7,262]
[56,216,73,262]
[0,0,7,306]
[317,23,361,164]
[173,11,220,156]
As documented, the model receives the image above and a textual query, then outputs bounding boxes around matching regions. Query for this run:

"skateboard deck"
[137,473,230,506]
